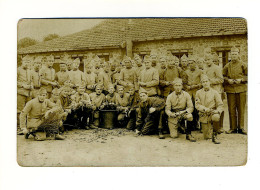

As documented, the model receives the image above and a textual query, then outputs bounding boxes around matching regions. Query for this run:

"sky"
[18,19,104,41]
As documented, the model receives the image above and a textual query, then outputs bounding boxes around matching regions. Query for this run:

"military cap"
[139,88,148,95]
[181,54,188,61]
[173,78,183,85]
[197,57,205,62]
[143,55,151,62]
[95,83,103,90]
[200,74,209,82]
[73,58,81,64]
[38,87,47,94]
[34,56,42,63]
[173,56,179,62]
[231,47,239,53]
[52,88,60,94]
[47,54,54,62]
[204,53,212,60]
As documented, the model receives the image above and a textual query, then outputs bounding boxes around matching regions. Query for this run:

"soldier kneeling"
[195,75,224,144]
[135,88,165,139]
[20,88,65,141]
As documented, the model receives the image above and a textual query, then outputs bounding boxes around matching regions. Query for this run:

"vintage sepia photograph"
[17,18,248,167]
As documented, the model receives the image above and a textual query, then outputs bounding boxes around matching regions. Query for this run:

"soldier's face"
[60,64,66,71]
[144,60,152,69]
[78,87,85,94]
[174,83,183,93]
[202,79,210,89]
[128,88,135,96]
[168,61,174,69]
[174,60,179,67]
[111,65,116,71]
[136,60,142,67]
[64,80,71,86]
[21,61,28,69]
[86,66,92,73]
[73,63,79,69]
[61,90,69,97]
[139,93,148,102]
[38,93,47,102]
[118,88,124,95]
[125,61,132,69]
[52,92,60,101]
[48,60,54,67]
[231,51,239,61]
[189,62,196,71]
[34,63,41,71]
[182,60,187,67]
[108,87,115,94]
[160,59,166,69]
[213,58,219,66]
[205,58,212,67]
[96,87,102,95]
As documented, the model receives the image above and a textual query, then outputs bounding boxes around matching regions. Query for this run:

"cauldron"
[100,110,118,129]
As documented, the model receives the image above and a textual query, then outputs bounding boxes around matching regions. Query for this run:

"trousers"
[226,92,246,130]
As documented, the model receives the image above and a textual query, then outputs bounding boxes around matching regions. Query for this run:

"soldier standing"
[55,58,70,86]
[223,47,247,135]
[118,56,138,93]
[204,54,224,133]
[158,56,167,98]
[138,55,159,97]
[40,55,58,98]
[195,75,224,144]
[84,62,97,94]
[69,58,85,89]
[165,78,196,142]
[30,56,42,99]
[17,55,33,134]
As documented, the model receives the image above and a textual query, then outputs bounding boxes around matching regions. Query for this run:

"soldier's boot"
[34,132,46,141]
[186,134,196,142]
[158,129,165,139]
[212,132,220,144]
[238,128,247,135]
[55,134,65,140]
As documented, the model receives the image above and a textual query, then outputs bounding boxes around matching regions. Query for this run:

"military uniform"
[30,67,41,99]
[165,90,194,138]
[55,70,69,86]
[85,72,97,94]
[71,92,92,129]
[97,71,112,94]
[138,67,159,97]
[118,68,138,92]
[89,92,106,127]
[223,54,247,133]
[195,87,224,142]
[70,69,85,89]
[136,96,165,135]
[115,92,131,127]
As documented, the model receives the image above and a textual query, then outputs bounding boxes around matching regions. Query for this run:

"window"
[98,55,109,62]
[216,50,231,68]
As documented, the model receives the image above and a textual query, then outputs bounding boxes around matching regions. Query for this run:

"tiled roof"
[18,18,247,54]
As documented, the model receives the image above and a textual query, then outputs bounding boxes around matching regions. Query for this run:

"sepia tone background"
[17,18,247,167]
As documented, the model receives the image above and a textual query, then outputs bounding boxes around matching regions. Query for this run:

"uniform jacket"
[204,64,224,94]
[223,61,247,93]
[185,68,203,99]
[40,66,55,92]
[160,66,182,97]
[115,93,131,107]
[60,95,72,110]
[97,71,112,91]
[84,72,97,94]
[195,88,224,123]
[71,92,91,105]
[55,71,70,86]
[20,98,57,129]
[69,69,85,87]
[165,90,194,117]
[118,68,138,92]
[138,67,159,96]
[89,92,106,108]
[30,69,41,88]
[17,67,31,97]
[105,93,117,104]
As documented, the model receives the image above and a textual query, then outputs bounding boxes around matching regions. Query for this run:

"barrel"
[100,110,118,129]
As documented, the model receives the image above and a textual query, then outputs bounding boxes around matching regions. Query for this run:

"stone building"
[18,18,247,72]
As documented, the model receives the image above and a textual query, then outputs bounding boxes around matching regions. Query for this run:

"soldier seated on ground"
[71,84,93,130]
[20,88,65,141]
[135,88,165,139]
[195,75,224,144]
[115,85,131,128]
[165,78,196,142]
[89,84,106,128]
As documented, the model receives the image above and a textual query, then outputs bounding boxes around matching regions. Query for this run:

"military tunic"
[55,71,70,86]
[40,66,56,96]
[118,68,138,92]
[69,69,85,87]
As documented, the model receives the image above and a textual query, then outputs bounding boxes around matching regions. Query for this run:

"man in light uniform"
[30,56,42,99]
[40,55,58,98]
[55,58,70,86]
[20,88,64,141]
[165,78,196,142]
[84,62,97,94]
[138,55,159,97]
[223,47,247,135]
[204,53,224,133]
[69,58,85,89]
[195,75,224,144]
[118,56,138,93]
[17,55,33,134]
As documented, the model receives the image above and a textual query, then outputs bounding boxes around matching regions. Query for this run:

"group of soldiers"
[17,46,247,144]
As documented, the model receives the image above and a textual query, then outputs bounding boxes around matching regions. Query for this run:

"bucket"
[100,110,118,129]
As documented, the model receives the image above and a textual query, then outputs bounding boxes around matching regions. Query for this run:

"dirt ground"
[17,100,247,167]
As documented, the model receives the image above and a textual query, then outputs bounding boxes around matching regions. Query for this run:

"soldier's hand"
[149,107,156,113]
[204,108,210,113]
[170,113,177,118]
[228,79,234,84]
[235,79,242,84]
